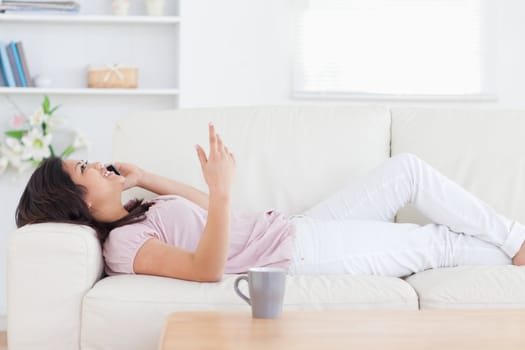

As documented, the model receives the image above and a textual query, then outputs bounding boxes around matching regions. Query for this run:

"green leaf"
[5,130,27,140]
[49,104,61,115]
[42,95,50,114]
[60,145,75,159]
[49,144,56,158]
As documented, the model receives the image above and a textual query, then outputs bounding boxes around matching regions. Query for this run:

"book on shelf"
[10,41,27,86]
[0,64,6,87]
[0,1,80,13]
[3,0,76,2]
[15,41,33,86]
[0,42,16,87]
[5,43,22,86]
[0,41,34,88]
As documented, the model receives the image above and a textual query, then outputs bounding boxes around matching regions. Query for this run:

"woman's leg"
[302,153,525,258]
[288,218,511,277]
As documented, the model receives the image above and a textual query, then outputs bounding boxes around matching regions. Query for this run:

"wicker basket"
[87,64,138,88]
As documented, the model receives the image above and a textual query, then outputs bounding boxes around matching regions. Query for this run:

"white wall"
[180,0,525,109]
[179,0,293,108]
[494,0,525,107]
[2,0,525,327]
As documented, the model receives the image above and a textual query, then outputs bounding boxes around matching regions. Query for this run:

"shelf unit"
[0,1,180,103]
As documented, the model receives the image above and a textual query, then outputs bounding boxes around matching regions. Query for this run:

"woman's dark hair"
[15,157,152,244]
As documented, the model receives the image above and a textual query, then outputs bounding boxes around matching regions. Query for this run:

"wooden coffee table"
[159,309,525,350]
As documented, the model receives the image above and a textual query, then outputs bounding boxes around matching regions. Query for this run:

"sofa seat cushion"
[81,274,418,350]
[405,266,525,309]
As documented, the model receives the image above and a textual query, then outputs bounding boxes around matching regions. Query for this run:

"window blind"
[293,0,493,98]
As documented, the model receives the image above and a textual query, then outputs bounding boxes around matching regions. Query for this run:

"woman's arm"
[133,122,236,282]
[114,163,210,210]
[139,172,210,210]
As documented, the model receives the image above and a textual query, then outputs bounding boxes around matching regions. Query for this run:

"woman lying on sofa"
[15,123,525,282]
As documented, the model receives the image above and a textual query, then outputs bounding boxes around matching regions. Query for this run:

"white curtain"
[293,0,493,97]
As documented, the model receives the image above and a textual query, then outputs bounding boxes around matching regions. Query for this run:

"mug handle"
[234,275,251,306]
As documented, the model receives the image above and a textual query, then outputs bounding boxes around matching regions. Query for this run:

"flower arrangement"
[0,96,88,175]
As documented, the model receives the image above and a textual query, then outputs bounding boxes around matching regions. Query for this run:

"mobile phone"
[105,164,121,176]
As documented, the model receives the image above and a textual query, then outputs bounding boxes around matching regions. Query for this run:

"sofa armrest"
[7,223,104,350]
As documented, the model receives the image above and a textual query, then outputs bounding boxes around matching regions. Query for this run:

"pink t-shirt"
[102,195,296,276]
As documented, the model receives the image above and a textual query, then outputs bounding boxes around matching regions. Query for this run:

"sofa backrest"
[391,107,525,225]
[113,106,391,215]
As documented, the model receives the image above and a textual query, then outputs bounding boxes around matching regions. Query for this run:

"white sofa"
[8,105,525,350]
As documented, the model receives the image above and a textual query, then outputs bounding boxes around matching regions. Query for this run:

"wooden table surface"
[159,309,525,350]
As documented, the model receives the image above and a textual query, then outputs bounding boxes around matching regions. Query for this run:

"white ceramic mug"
[234,267,287,319]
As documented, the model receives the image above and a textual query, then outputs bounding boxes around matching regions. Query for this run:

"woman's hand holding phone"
[111,162,145,191]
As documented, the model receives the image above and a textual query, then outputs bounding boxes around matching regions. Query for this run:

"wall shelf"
[0,87,180,96]
[0,14,180,24]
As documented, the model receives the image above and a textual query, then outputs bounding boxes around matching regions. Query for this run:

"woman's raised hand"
[195,122,236,197]
[111,161,145,190]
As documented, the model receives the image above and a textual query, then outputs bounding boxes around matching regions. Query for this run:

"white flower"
[73,131,89,149]
[1,143,25,172]
[21,128,52,162]
[46,115,62,129]
[5,137,23,153]
[0,156,8,175]
[29,107,49,127]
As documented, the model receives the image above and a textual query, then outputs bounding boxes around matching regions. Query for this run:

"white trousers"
[288,153,525,278]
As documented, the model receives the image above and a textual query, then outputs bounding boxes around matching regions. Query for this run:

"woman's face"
[62,159,125,209]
